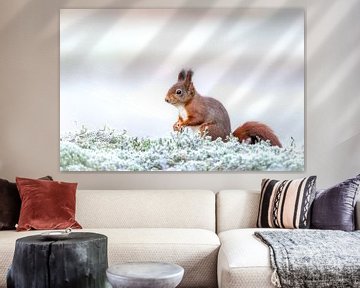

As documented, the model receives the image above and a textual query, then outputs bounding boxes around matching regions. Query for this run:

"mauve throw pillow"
[0,176,53,230]
[16,177,82,231]
[311,174,360,231]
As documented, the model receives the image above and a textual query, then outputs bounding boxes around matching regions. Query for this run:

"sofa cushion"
[216,190,260,233]
[257,177,317,229]
[311,174,360,231]
[217,228,278,288]
[0,179,20,230]
[0,176,53,230]
[0,228,220,288]
[76,190,216,231]
[16,177,81,231]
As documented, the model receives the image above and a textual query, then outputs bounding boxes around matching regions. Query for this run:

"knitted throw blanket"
[255,230,360,288]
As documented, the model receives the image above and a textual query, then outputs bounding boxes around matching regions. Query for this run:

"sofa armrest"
[356,200,360,230]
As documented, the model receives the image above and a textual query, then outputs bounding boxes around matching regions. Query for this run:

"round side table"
[7,232,108,288]
[106,262,184,288]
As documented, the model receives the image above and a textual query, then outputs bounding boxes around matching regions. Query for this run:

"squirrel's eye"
[176,89,182,95]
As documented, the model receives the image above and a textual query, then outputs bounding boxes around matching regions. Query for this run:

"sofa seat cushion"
[0,228,219,288]
[102,228,220,288]
[218,228,281,288]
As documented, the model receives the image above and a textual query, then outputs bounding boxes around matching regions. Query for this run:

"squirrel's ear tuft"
[185,70,193,83]
[178,69,186,81]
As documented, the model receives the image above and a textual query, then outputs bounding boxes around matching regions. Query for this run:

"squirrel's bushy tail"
[232,121,282,147]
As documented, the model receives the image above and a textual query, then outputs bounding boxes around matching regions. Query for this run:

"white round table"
[106,262,184,288]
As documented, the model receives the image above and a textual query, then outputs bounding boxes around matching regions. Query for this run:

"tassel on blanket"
[271,269,281,287]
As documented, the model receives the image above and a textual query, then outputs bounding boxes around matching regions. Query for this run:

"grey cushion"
[311,174,360,231]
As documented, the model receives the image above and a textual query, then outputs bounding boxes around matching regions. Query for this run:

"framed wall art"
[60,8,304,171]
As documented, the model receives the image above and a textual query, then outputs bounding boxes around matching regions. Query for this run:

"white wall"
[0,0,359,190]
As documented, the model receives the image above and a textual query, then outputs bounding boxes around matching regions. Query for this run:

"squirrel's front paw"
[173,121,184,132]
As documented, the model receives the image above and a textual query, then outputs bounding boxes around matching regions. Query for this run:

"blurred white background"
[60,8,304,145]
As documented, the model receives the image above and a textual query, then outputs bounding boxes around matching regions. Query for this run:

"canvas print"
[60,8,304,171]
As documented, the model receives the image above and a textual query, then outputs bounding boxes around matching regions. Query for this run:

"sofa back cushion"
[76,190,216,231]
[216,190,260,233]
[217,189,360,232]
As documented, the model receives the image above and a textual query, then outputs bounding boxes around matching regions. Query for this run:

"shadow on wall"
[307,0,360,149]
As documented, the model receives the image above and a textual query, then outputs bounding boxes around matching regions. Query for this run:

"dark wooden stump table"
[7,232,108,288]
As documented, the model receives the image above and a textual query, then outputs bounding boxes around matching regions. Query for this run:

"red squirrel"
[165,69,282,147]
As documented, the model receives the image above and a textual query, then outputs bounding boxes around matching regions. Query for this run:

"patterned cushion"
[257,176,317,229]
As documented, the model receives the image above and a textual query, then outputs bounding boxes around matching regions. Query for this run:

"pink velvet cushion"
[16,177,82,231]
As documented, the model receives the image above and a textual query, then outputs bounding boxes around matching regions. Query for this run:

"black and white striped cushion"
[257,176,317,229]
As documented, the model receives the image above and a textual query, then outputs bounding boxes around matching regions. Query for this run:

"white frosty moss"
[60,127,304,171]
